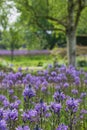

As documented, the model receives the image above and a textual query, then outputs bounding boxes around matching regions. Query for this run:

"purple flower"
[9,109,18,120]
[50,102,62,114]
[16,125,30,130]
[10,100,21,109]
[23,79,28,85]
[22,109,38,122]
[15,72,22,79]
[74,76,80,86]
[80,109,87,119]
[18,67,22,72]
[4,109,18,121]
[80,92,87,98]
[42,80,48,86]
[7,80,13,87]
[28,109,37,118]
[0,109,3,120]
[63,83,69,88]
[66,98,79,112]
[51,71,57,76]
[0,95,7,102]
[84,80,87,84]
[22,112,29,122]
[45,112,51,118]
[71,89,78,95]
[23,85,36,100]
[41,86,47,92]
[56,124,68,130]
[0,120,7,130]
[16,80,22,85]
[12,96,18,100]
[48,64,53,69]
[55,85,61,90]
[3,99,9,108]
[80,109,87,114]
[35,100,48,114]
[8,89,14,95]
[53,90,66,102]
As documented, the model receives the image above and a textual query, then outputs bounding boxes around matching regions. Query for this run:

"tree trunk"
[66,30,76,67]
[10,42,14,62]
[66,0,77,67]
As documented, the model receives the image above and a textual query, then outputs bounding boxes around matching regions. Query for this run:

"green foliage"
[0,55,53,68]
[0,30,10,49]
[12,0,87,50]
[0,27,25,50]
[77,7,87,34]
[78,60,87,67]
[24,29,48,50]
[0,0,87,51]
[9,27,25,49]
[37,61,43,66]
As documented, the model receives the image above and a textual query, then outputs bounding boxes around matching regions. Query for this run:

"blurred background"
[0,0,87,72]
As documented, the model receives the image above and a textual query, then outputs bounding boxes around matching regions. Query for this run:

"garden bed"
[0,65,87,130]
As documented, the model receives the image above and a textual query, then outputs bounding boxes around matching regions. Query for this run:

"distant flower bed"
[0,65,87,130]
[0,50,50,56]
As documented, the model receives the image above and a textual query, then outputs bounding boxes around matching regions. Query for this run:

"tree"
[0,0,12,30]
[11,0,87,66]
[9,26,25,61]
[0,0,20,51]
[65,0,87,66]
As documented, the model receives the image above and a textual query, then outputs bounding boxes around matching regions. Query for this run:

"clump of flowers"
[53,90,66,103]
[16,125,30,130]
[66,98,79,113]
[23,84,36,100]
[56,124,68,130]
[0,120,8,130]
[23,84,36,110]
[0,65,87,130]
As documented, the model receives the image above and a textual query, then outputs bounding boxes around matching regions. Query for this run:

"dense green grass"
[0,54,87,72]
[0,55,51,66]
[0,55,63,71]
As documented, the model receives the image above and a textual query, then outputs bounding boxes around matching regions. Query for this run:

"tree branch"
[75,0,86,28]
[18,0,67,28]
[36,15,67,27]
[31,17,65,32]
[81,0,87,8]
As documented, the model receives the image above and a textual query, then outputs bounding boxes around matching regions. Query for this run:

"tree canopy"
[0,0,87,66]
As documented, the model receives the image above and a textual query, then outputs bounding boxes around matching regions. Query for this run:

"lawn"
[0,54,64,71]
